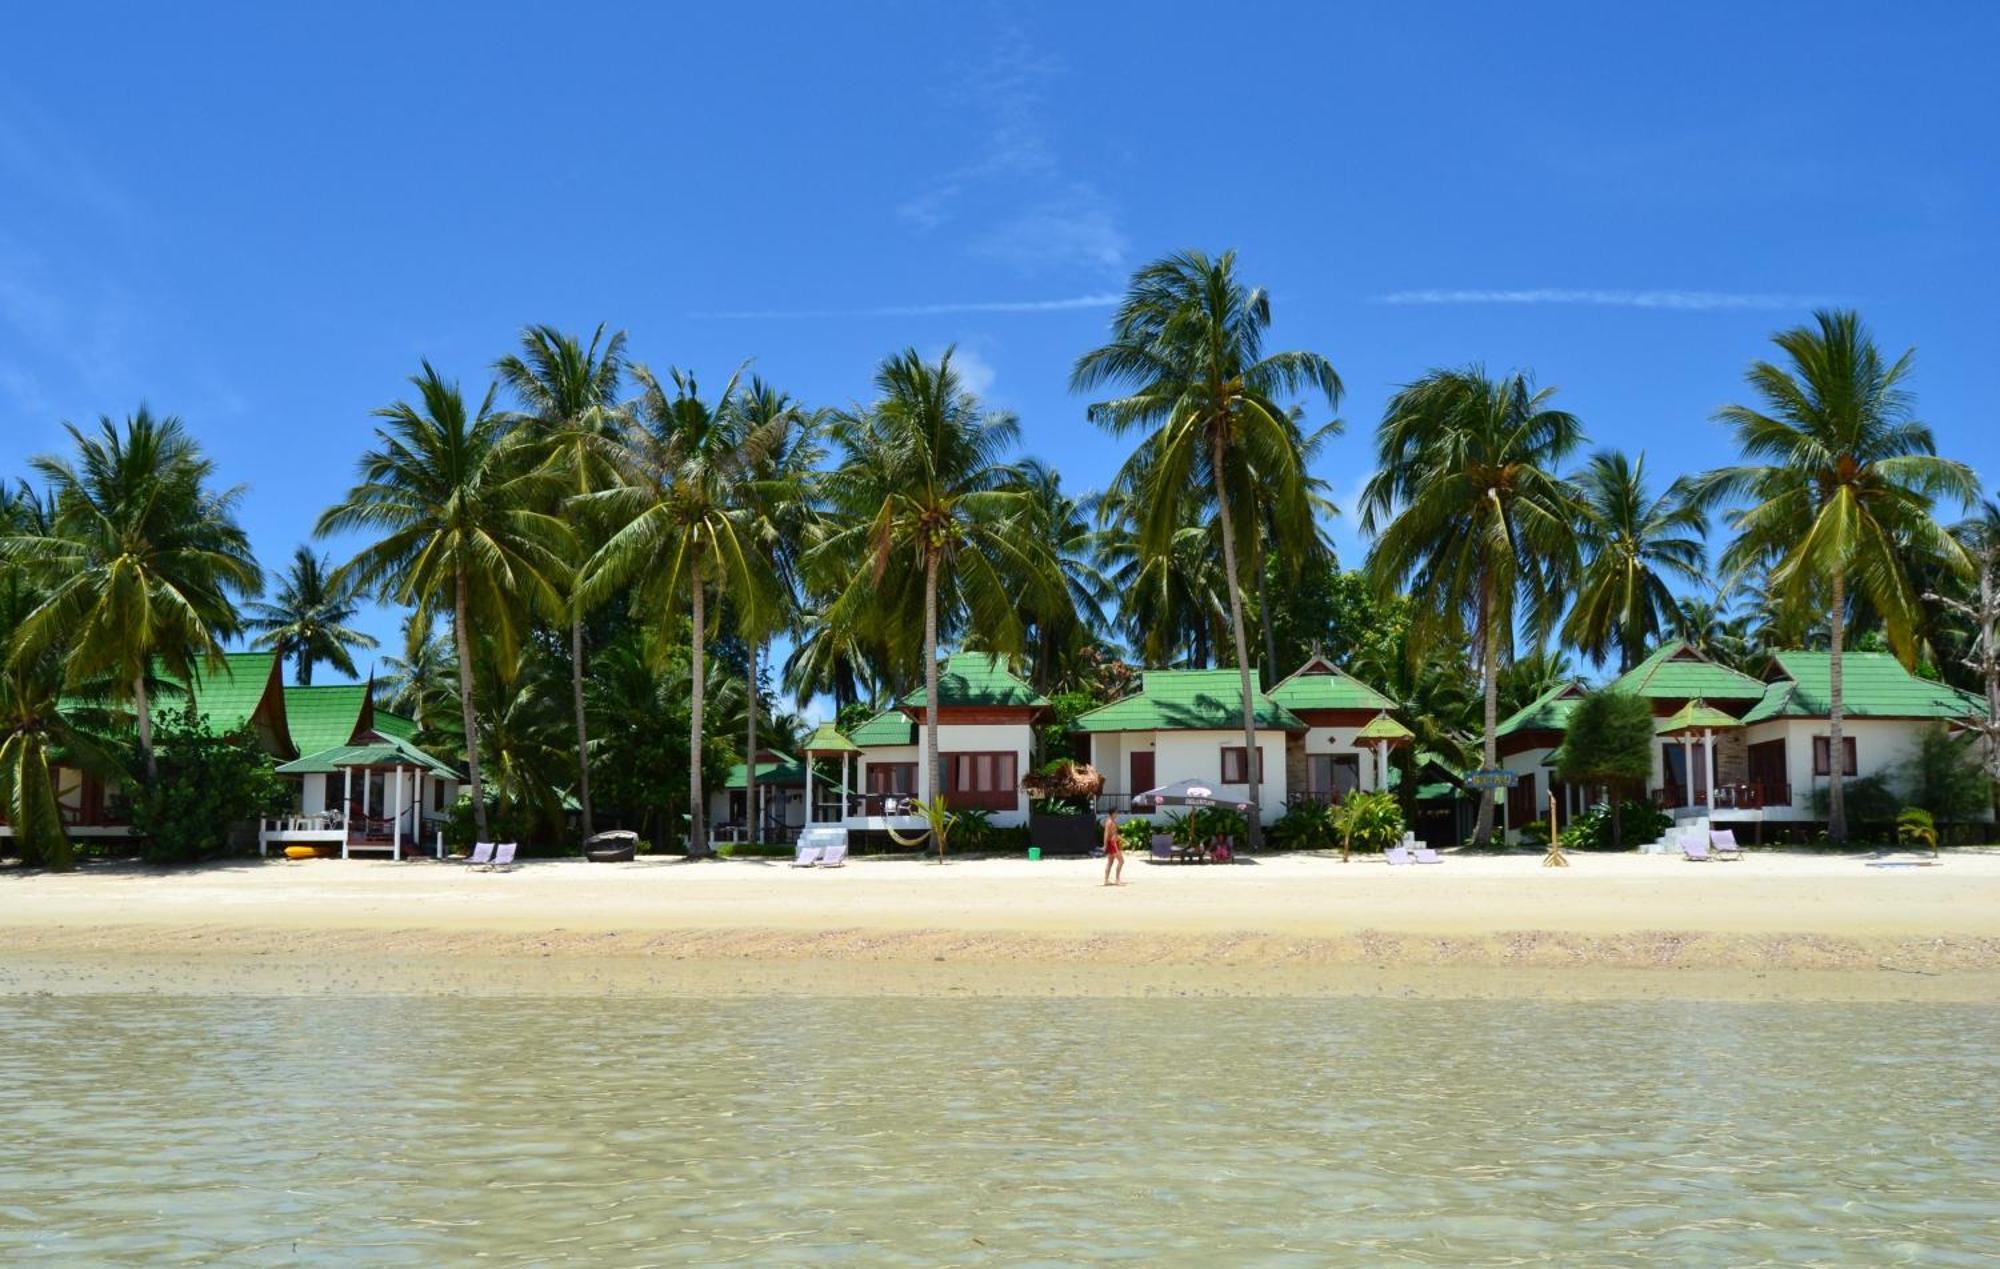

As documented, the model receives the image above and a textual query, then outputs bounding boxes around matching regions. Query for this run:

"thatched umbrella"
[1022,759,1105,802]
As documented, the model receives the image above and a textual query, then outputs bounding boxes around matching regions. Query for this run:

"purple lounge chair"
[1680,833,1711,862]
[1709,829,1742,860]
[1384,846,1414,866]
[1149,834,1174,863]
[1411,844,1443,864]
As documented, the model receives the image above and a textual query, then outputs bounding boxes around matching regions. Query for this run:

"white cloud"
[1375,288,1822,311]
[693,293,1118,320]
[943,345,995,396]
[975,190,1129,273]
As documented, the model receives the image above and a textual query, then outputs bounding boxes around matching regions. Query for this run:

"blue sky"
[4,3,1997,708]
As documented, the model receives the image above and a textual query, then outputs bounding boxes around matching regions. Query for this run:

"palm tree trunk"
[1211,432,1263,850]
[745,640,760,845]
[299,653,313,686]
[1256,552,1278,689]
[570,612,593,842]
[924,548,941,822]
[453,567,489,841]
[133,672,157,782]
[1827,570,1847,844]
[690,578,708,858]
[1473,582,1500,846]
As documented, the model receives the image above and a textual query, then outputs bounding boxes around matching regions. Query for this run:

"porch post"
[805,755,816,825]
[1680,735,1695,813]
[392,765,404,861]
[1702,730,1715,811]
[342,766,352,860]
[1377,739,1389,793]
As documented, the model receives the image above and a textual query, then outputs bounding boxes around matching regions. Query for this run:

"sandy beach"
[5,850,1998,1001]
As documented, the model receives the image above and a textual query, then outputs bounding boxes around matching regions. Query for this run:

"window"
[866,763,917,796]
[1812,736,1858,777]
[1220,746,1266,784]
[943,751,1018,811]
[1307,754,1362,799]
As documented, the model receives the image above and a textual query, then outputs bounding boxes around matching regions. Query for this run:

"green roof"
[1656,699,1743,734]
[276,734,457,778]
[801,722,861,754]
[1072,669,1306,734]
[1266,658,1398,712]
[1608,640,1766,701]
[372,709,417,741]
[1355,713,1416,742]
[724,752,807,788]
[1742,652,1987,723]
[847,709,914,747]
[283,683,371,755]
[157,651,284,733]
[1496,681,1585,736]
[899,653,1048,709]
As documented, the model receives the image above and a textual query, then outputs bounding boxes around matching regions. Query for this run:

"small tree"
[1554,689,1654,848]
[1901,723,1990,824]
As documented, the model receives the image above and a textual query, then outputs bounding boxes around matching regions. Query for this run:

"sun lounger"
[1384,846,1414,866]
[1150,834,1174,863]
[466,841,495,866]
[1709,829,1742,860]
[483,842,518,871]
[1411,844,1443,864]
[820,838,848,868]
[792,842,823,867]
[1680,833,1711,862]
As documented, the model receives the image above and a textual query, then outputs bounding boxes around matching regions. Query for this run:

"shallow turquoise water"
[1,995,1995,1264]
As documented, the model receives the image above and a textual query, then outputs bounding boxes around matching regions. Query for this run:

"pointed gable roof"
[1072,669,1306,734]
[1496,680,1587,737]
[1607,640,1765,701]
[1266,655,1398,713]
[802,722,861,754]
[848,709,915,747]
[899,652,1049,709]
[283,683,373,756]
[157,651,297,758]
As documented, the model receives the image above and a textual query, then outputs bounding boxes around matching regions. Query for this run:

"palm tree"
[579,365,783,857]
[1561,451,1707,672]
[246,546,378,684]
[496,323,627,841]
[731,378,819,843]
[1696,309,1976,842]
[985,460,1108,694]
[1072,250,1341,846]
[1361,369,1584,846]
[1092,484,1228,668]
[379,609,453,729]
[813,348,1056,813]
[2,410,261,780]
[317,363,571,841]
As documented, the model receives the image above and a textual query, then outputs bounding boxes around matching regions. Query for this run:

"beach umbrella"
[1130,777,1254,813]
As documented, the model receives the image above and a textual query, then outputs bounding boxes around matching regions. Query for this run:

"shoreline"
[4,852,1997,1002]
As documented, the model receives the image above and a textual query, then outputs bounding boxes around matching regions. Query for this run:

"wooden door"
[1129,750,1155,797]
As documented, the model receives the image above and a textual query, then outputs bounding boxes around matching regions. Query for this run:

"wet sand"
[4,851,1997,1001]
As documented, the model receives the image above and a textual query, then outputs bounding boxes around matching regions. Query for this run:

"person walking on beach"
[1102,809,1125,886]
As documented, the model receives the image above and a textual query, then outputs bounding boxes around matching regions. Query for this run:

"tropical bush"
[1271,799,1340,851]
[1810,775,1899,828]
[1896,806,1939,857]
[1899,724,1990,822]
[1165,806,1248,849]
[1118,817,1153,853]
[122,705,289,865]
[1333,791,1404,855]
[1557,800,1672,852]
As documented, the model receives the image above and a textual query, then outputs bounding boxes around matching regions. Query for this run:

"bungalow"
[1496,640,1988,839]
[1266,655,1405,800]
[844,653,1047,828]
[268,677,460,859]
[708,749,808,842]
[1072,669,1299,822]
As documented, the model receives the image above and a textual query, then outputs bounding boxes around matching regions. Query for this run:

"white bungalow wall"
[852,721,1036,828]
[1303,725,1394,792]
[1090,729,1290,824]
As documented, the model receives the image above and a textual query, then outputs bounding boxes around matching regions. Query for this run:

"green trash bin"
[1027,846,1041,861]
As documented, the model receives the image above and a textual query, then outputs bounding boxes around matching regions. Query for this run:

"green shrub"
[1557,800,1671,851]
[1334,791,1404,855]
[1896,806,1939,856]
[1901,724,1990,821]
[1810,774,1900,827]
[122,705,289,865]
[1118,817,1153,852]
[1271,800,1340,851]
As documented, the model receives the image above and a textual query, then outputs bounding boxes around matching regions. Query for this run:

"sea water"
[2,995,1995,1263]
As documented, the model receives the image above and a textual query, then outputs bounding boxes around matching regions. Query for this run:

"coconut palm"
[496,323,628,841]
[378,609,453,729]
[3,410,261,780]
[980,460,1108,693]
[731,378,819,843]
[1072,250,1341,846]
[1560,451,1707,672]
[245,546,378,685]
[813,348,1056,812]
[578,365,784,857]
[1092,485,1229,668]
[317,363,571,841]
[1695,309,1977,842]
[1361,368,1584,846]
